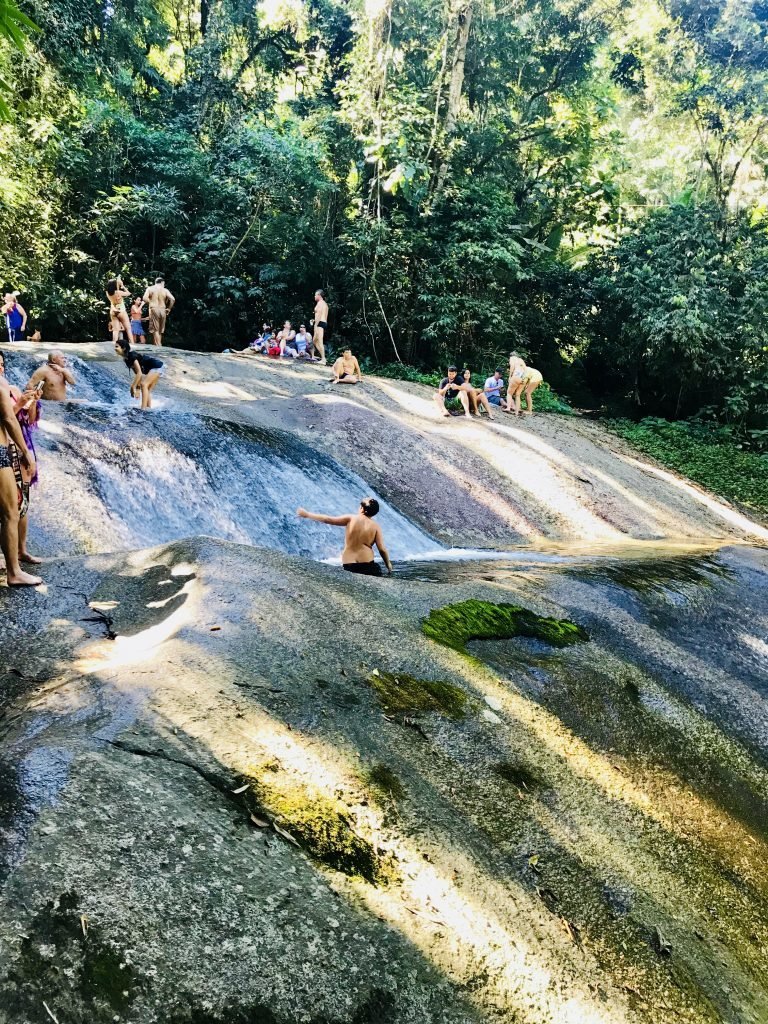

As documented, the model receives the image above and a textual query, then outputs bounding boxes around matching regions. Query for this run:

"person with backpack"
[115,336,164,410]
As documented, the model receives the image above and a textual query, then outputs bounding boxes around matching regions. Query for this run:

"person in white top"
[484,368,505,407]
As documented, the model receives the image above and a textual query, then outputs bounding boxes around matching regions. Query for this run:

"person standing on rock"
[311,289,329,365]
[142,277,175,346]
[297,498,392,577]
[26,352,76,401]
[2,293,27,342]
[0,378,40,586]
[106,277,132,344]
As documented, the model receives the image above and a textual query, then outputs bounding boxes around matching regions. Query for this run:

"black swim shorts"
[343,562,383,577]
[316,320,328,330]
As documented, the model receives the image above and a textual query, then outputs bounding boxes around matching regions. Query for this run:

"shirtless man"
[297,497,392,576]
[312,289,329,365]
[27,352,76,401]
[142,276,175,346]
[0,379,40,586]
[332,348,362,383]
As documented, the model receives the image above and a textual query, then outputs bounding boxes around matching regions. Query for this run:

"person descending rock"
[297,498,392,577]
[434,366,471,419]
[312,289,329,365]
[106,277,132,343]
[505,351,527,414]
[27,352,76,401]
[508,361,544,416]
[142,276,175,346]
[115,336,164,410]
[331,348,362,384]
[0,377,40,586]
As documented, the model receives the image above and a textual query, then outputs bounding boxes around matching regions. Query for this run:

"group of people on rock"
[106,275,175,348]
[235,291,330,365]
[434,354,543,420]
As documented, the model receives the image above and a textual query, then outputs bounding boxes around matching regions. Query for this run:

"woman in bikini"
[505,352,528,414]
[106,277,132,344]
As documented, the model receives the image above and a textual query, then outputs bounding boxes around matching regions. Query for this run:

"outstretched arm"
[374,526,392,575]
[296,508,352,527]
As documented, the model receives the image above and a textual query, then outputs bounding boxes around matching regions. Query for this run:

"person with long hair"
[114,335,164,410]
[106,277,132,343]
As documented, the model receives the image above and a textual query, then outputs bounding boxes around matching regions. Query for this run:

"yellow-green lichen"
[422,599,589,654]
[368,670,467,719]
[255,785,396,886]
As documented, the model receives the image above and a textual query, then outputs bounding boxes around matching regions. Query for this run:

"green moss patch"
[257,787,396,886]
[368,670,467,719]
[422,599,588,654]
[365,764,406,801]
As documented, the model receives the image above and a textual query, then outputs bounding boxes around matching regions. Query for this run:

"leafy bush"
[608,417,768,515]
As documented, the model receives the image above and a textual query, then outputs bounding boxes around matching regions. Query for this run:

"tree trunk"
[434,0,473,196]
[200,0,209,37]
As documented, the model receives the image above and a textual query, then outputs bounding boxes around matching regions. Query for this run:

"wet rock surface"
[0,540,766,1023]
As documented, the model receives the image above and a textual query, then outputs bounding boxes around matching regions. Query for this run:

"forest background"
[1,0,768,442]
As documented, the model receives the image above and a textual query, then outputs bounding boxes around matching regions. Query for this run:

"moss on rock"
[254,785,396,886]
[368,670,467,719]
[422,599,588,654]
[365,764,406,801]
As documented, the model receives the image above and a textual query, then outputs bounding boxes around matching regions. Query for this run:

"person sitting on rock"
[278,321,297,357]
[297,497,392,576]
[461,367,495,419]
[433,366,471,419]
[332,348,362,383]
[484,368,505,408]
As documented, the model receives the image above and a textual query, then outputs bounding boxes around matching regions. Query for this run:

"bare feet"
[7,569,42,586]
[20,551,43,565]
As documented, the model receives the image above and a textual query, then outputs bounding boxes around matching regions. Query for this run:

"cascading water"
[25,374,440,560]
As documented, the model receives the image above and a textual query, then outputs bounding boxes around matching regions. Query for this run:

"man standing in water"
[312,289,329,365]
[0,379,40,586]
[27,352,76,401]
[297,498,392,576]
[142,276,175,346]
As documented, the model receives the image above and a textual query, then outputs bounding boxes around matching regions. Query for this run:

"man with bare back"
[297,497,392,576]
[312,289,329,365]
[142,276,175,346]
[0,379,40,586]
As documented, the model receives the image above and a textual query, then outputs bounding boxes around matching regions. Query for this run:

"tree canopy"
[1,0,768,433]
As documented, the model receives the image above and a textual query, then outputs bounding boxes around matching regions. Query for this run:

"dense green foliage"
[608,418,768,515]
[1,0,768,431]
